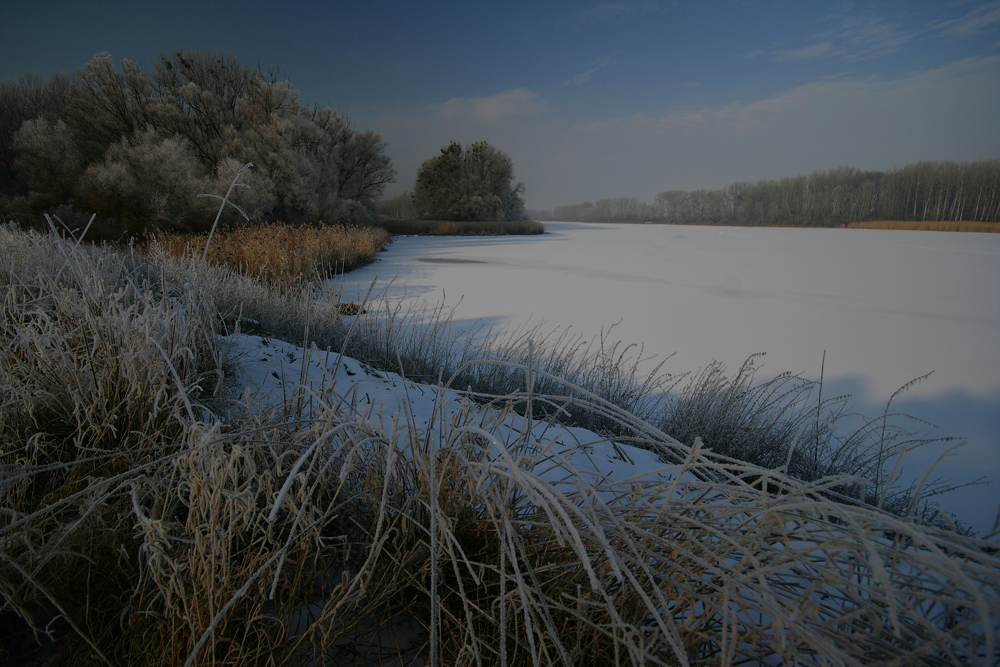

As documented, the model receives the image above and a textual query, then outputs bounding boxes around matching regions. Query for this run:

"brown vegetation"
[381,217,544,236]
[847,220,1000,232]
[153,222,389,286]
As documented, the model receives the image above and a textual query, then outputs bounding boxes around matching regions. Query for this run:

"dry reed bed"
[381,219,545,236]
[1,224,998,666]
[154,222,389,286]
[847,220,1000,233]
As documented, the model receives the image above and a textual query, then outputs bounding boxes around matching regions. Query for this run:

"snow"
[221,333,702,498]
[336,222,1000,534]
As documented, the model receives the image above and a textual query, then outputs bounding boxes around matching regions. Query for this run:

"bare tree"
[550,159,1000,225]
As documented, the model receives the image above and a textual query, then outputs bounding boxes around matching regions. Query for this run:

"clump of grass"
[653,354,977,527]
[847,220,1000,233]
[154,221,389,287]
[0,220,222,663]
[380,218,545,236]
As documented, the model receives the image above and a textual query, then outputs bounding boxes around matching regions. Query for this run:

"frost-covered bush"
[76,129,203,237]
[1,49,395,239]
[208,156,277,225]
[12,118,82,204]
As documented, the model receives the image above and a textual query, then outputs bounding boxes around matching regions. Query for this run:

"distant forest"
[535,159,1000,226]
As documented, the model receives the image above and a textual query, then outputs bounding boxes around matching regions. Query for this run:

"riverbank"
[380,217,545,236]
[3,222,998,664]
[847,219,1000,232]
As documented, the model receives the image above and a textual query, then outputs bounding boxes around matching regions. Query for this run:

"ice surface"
[336,222,1000,534]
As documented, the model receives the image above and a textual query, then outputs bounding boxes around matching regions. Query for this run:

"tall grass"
[380,218,545,236]
[847,220,1000,233]
[154,221,389,287]
[0,221,223,663]
[2,223,998,665]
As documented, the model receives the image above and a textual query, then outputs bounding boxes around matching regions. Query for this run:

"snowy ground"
[335,222,1000,535]
[221,333,700,498]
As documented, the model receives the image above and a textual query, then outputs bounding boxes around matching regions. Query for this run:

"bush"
[378,189,419,219]
[76,129,205,238]
[12,117,82,204]
[1,49,395,240]
[0,73,71,195]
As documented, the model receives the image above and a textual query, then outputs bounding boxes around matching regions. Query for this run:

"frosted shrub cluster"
[1,49,395,239]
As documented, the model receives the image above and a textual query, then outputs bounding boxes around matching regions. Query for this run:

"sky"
[2,0,999,210]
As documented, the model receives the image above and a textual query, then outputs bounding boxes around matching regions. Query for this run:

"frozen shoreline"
[340,222,1000,533]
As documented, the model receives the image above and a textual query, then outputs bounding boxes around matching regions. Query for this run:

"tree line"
[0,49,395,240]
[537,160,1000,226]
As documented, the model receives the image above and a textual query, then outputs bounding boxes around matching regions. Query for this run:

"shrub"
[378,189,419,219]
[76,129,205,238]
[3,50,395,240]
[12,117,82,204]
[0,73,70,195]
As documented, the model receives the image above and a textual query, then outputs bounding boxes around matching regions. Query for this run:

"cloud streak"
[566,57,612,85]
[436,88,545,123]
[574,1,665,25]
[838,16,912,58]
[932,1,1000,36]
[771,42,833,62]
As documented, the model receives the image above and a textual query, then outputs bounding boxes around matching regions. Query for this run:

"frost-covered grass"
[2,223,998,665]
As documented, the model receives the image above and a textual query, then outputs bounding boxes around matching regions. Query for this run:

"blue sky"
[2,0,999,209]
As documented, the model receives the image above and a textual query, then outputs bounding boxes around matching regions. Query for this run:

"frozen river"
[342,222,1000,534]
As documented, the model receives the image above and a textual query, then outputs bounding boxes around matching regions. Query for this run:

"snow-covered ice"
[338,222,1000,534]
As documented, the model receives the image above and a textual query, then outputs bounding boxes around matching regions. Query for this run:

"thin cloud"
[553,55,1000,205]
[838,16,912,58]
[761,13,911,63]
[436,88,544,123]
[791,11,913,61]
[566,57,611,85]
[771,42,834,62]
[932,1,1000,37]
[575,1,665,25]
